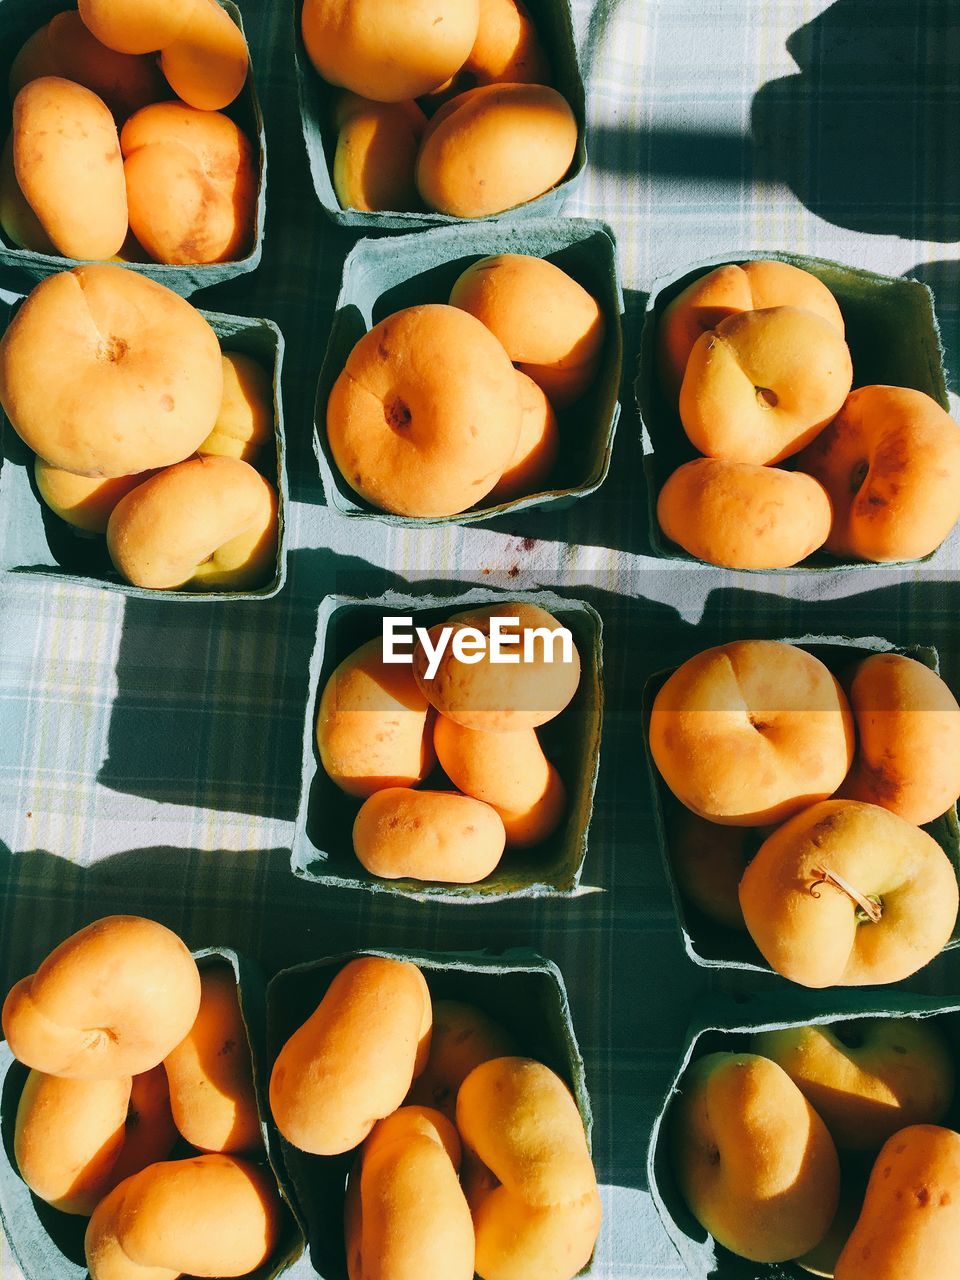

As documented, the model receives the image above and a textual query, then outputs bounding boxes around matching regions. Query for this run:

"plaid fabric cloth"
[1,1,959,1276]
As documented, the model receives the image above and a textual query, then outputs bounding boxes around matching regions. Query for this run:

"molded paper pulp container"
[266,946,594,1280]
[0,947,306,1280]
[315,217,623,525]
[292,0,587,228]
[292,588,604,901]
[0,294,288,599]
[0,0,266,298]
[648,989,960,1280]
[636,250,951,567]
[641,634,960,970]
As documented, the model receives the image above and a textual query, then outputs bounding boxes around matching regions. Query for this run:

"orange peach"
[302,0,480,102]
[107,456,278,591]
[106,1066,178,1188]
[669,811,749,930]
[679,306,853,464]
[84,1154,282,1280]
[0,264,223,477]
[417,84,577,218]
[78,0,199,56]
[796,385,960,562]
[658,260,845,399]
[472,1185,601,1280]
[2,915,201,1079]
[649,640,855,826]
[413,602,581,734]
[9,13,165,120]
[12,77,128,261]
[465,0,551,85]
[656,457,833,568]
[353,788,507,882]
[349,1107,475,1280]
[160,0,250,111]
[326,304,522,517]
[457,1056,596,1207]
[121,101,256,265]
[269,956,432,1156]
[835,1125,960,1280]
[407,1000,517,1119]
[488,372,559,502]
[450,254,604,409]
[838,653,960,826]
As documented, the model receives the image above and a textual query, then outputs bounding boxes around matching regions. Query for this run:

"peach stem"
[810,866,882,923]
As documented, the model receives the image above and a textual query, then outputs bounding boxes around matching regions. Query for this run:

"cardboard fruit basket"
[266,945,594,1280]
[314,217,623,526]
[292,0,587,229]
[0,293,288,600]
[292,587,604,901]
[641,634,960,971]
[635,249,951,568]
[0,0,266,298]
[0,947,306,1280]
[647,988,960,1280]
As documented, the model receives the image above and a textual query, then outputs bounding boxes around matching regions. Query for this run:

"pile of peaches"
[0,263,278,591]
[2,916,285,1280]
[2,0,257,265]
[317,603,581,884]
[649,640,960,985]
[655,259,960,568]
[1,918,600,1280]
[670,1015,960,1276]
[271,954,600,1280]
[303,0,579,217]
[327,253,605,516]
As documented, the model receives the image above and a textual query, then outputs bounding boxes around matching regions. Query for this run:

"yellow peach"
[657,457,833,569]
[2,915,201,1079]
[164,963,262,1154]
[417,84,578,218]
[679,306,853,464]
[333,98,426,213]
[34,458,151,535]
[198,353,274,463]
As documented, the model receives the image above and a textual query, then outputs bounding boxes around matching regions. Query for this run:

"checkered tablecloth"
[1,1,959,1276]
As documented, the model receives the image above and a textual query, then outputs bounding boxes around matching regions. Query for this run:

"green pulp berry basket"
[266,946,594,1280]
[292,587,604,901]
[0,291,288,599]
[0,0,266,298]
[292,0,587,229]
[635,249,952,567]
[314,217,623,526]
[648,989,960,1280]
[641,634,960,972]
[0,947,306,1280]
